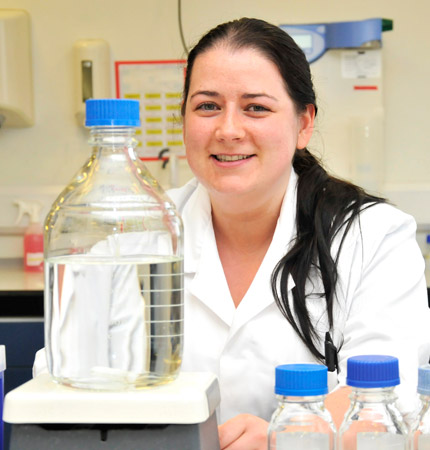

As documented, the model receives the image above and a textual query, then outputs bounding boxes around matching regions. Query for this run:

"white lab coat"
[168,169,430,424]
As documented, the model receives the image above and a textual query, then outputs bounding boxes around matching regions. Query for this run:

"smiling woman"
[167,17,430,450]
[182,45,313,206]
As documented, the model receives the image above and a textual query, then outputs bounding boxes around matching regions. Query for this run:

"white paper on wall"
[341,50,381,79]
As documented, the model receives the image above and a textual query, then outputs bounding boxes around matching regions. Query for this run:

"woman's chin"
[201,179,256,197]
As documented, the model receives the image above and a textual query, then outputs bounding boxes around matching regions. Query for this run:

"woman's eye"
[247,104,269,112]
[196,102,219,111]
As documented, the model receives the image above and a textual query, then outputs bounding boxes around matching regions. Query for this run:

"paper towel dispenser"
[0,9,34,128]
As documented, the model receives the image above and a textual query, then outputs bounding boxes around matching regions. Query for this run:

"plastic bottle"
[338,355,409,450]
[411,364,430,449]
[14,200,44,272]
[44,99,184,390]
[267,364,336,449]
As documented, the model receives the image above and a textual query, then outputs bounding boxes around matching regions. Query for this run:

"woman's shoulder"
[339,200,418,262]
[358,201,417,236]
[334,200,422,309]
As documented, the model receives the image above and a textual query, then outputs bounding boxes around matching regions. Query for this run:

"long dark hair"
[182,18,385,361]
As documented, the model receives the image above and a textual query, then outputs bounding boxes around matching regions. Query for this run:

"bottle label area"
[357,432,406,449]
[26,252,43,266]
[276,431,329,448]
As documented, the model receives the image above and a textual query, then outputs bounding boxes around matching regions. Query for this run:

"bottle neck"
[88,126,138,151]
[350,386,397,403]
[276,394,327,404]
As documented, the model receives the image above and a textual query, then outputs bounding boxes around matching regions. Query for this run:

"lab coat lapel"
[188,227,236,327]
[183,184,235,326]
[181,182,211,275]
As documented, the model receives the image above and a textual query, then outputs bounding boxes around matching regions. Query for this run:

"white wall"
[0,0,429,234]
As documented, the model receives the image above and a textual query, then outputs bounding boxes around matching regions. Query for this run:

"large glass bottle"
[44,99,184,390]
[267,364,336,449]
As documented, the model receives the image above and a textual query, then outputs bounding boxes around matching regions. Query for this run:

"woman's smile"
[211,154,256,169]
[212,154,254,162]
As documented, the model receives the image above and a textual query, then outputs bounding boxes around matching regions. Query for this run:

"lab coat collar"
[183,169,298,329]
[181,182,236,325]
[181,182,212,274]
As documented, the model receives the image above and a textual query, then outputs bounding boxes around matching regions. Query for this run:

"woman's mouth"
[212,154,254,162]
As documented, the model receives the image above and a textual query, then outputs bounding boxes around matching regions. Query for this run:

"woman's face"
[183,45,314,201]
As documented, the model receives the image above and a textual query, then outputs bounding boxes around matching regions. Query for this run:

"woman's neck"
[211,194,282,251]
[210,188,286,307]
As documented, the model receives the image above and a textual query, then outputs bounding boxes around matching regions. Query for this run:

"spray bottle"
[14,200,44,273]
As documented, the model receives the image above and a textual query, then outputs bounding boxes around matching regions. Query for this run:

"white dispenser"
[281,18,392,194]
[0,9,34,128]
[73,39,112,126]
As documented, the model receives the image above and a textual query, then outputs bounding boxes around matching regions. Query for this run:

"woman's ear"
[297,104,315,150]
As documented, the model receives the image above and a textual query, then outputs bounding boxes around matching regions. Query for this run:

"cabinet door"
[0,322,44,373]
[0,319,44,450]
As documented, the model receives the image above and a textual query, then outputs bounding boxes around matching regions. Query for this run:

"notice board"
[115,60,186,160]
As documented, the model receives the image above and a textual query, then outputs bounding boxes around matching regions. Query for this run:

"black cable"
[178,0,189,57]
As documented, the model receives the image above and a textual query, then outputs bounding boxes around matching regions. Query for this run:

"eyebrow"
[189,90,278,101]
[242,93,278,101]
[190,90,219,99]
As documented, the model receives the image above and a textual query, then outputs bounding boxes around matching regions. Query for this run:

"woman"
[168,17,430,449]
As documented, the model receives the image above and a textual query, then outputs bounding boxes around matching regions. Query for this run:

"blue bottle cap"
[346,355,400,388]
[275,364,328,396]
[85,99,141,127]
[427,234,430,244]
[418,364,430,395]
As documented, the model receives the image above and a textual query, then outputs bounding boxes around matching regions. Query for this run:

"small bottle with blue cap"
[44,99,184,390]
[411,364,430,449]
[338,355,409,450]
[267,363,336,449]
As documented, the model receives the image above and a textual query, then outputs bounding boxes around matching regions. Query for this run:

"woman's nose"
[215,110,245,141]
